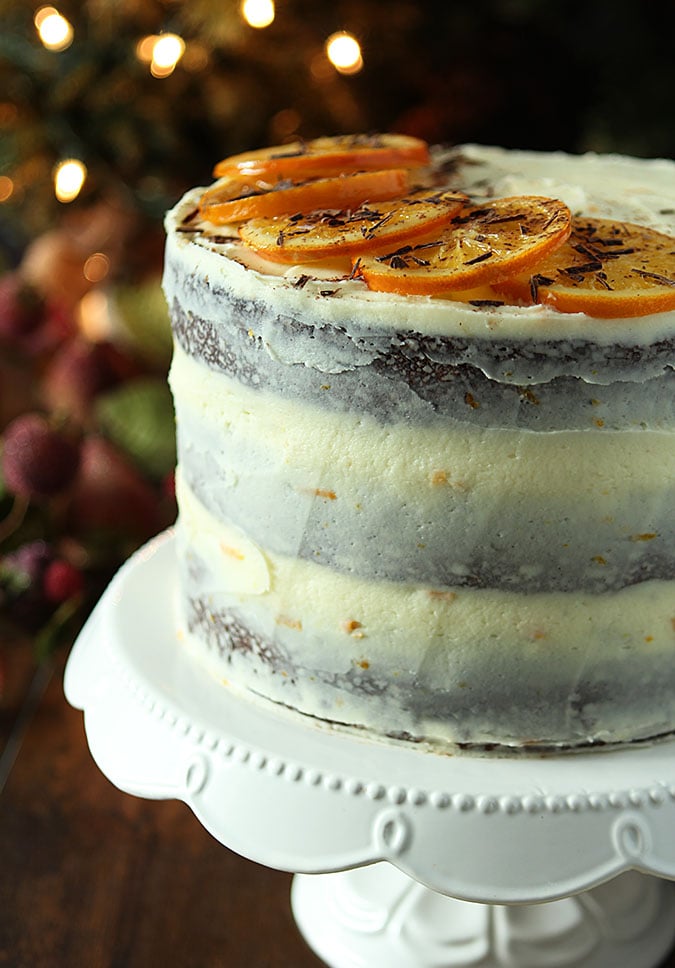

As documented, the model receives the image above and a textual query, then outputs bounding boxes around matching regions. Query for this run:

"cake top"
[165,134,675,344]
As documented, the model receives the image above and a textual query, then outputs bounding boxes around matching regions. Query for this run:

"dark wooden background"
[1,642,674,968]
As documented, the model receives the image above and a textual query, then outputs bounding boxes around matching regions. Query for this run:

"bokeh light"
[241,0,275,29]
[34,6,74,52]
[76,289,114,341]
[0,176,14,203]
[54,159,87,202]
[325,31,363,75]
[150,33,186,77]
[83,252,110,284]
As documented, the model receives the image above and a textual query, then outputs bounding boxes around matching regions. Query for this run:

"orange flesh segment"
[494,217,675,318]
[199,169,411,224]
[213,133,430,179]
[238,190,468,264]
[354,196,572,295]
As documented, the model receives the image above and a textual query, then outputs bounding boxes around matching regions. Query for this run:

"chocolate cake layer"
[186,593,675,752]
[169,295,675,432]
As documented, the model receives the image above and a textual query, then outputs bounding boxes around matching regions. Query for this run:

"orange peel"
[354,196,572,295]
[213,133,430,180]
[495,217,675,318]
[238,189,467,264]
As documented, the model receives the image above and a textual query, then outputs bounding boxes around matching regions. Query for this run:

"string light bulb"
[325,31,363,75]
[150,33,185,77]
[54,159,87,203]
[241,0,275,29]
[34,6,74,52]
[0,176,14,203]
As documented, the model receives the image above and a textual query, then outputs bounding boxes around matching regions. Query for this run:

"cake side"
[164,141,675,752]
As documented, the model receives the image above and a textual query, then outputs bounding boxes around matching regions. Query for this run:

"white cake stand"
[64,530,675,968]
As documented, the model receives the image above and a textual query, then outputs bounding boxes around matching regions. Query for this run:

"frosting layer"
[171,343,675,593]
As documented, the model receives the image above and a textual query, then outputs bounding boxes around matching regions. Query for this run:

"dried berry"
[41,338,138,424]
[67,435,162,539]
[43,559,85,604]
[1,413,81,498]
[0,540,54,627]
[0,272,45,342]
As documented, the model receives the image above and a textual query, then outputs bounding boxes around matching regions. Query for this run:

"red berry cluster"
[0,263,175,661]
[2,413,80,499]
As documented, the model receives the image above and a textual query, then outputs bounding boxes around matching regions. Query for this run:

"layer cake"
[163,140,675,752]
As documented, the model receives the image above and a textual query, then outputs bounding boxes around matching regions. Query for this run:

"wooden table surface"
[1,641,675,968]
[0,643,323,968]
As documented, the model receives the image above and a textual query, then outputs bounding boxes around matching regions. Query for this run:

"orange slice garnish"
[213,133,430,180]
[238,190,468,264]
[199,169,411,224]
[494,217,675,318]
[354,196,572,295]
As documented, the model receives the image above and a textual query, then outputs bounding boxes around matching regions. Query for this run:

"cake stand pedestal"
[64,531,675,968]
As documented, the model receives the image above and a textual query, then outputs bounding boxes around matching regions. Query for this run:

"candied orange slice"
[354,196,572,295]
[199,168,411,224]
[213,133,430,180]
[494,217,675,318]
[238,190,468,264]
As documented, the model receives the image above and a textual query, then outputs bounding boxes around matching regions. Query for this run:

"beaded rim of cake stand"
[102,628,675,822]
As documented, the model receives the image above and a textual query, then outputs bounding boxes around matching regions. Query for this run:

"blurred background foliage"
[0,0,673,655]
[1,0,673,254]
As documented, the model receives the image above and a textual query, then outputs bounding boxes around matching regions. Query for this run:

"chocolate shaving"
[348,259,362,280]
[561,261,603,276]
[598,248,636,259]
[286,227,313,237]
[319,289,338,297]
[293,274,311,288]
[181,208,200,224]
[630,269,675,286]
[376,244,413,263]
[464,250,493,265]
[389,255,409,269]
[468,299,505,306]
[529,273,555,302]
[412,239,445,251]
[591,236,628,247]
[538,211,565,232]
[573,242,603,262]
[484,212,527,224]
[375,238,443,268]
[452,207,493,225]
[364,211,393,238]
[406,190,449,206]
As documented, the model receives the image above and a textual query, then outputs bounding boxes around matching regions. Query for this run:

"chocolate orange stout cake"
[163,135,675,752]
